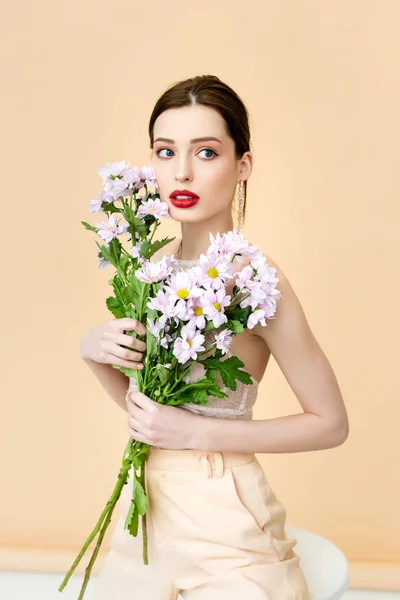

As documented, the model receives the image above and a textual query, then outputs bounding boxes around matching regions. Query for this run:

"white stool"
[285,525,349,600]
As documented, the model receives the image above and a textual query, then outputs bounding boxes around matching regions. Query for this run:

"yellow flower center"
[187,339,192,347]
[208,267,219,279]
[213,302,221,311]
[108,226,113,230]
[194,306,203,316]
[178,288,189,299]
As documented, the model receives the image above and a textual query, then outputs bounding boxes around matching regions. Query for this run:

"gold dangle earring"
[235,180,245,235]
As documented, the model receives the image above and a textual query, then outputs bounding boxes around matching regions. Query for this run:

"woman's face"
[150,104,252,225]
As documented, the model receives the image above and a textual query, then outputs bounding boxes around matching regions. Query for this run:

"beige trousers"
[92,448,310,599]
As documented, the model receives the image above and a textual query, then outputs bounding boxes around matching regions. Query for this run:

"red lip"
[169,189,199,199]
[169,189,200,208]
[170,197,199,208]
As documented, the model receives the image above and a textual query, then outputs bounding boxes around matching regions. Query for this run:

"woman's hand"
[126,390,200,450]
[80,317,147,370]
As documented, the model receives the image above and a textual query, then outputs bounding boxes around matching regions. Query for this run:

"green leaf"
[202,355,253,391]
[123,285,135,305]
[225,305,252,323]
[155,364,170,384]
[108,274,127,310]
[124,501,139,536]
[134,478,149,516]
[106,296,125,318]
[226,320,245,333]
[123,204,137,224]
[112,365,138,377]
[109,237,122,261]
[81,221,97,233]
[140,236,176,260]
[101,202,120,214]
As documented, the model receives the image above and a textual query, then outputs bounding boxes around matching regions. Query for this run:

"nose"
[175,157,193,182]
[175,172,191,182]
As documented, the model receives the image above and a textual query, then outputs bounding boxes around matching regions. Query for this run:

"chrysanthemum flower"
[138,198,170,219]
[136,256,173,284]
[96,215,128,243]
[214,329,233,354]
[172,324,205,364]
[164,271,203,303]
[203,288,231,328]
[197,252,233,290]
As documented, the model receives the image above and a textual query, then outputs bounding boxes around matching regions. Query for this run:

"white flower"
[202,288,231,328]
[214,329,233,354]
[173,324,205,364]
[136,256,173,284]
[96,215,128,243]
[89,194,104,213]
[98,161,131,185]
[138,198,171,219]
[98,256,111,269]
[196,252,233,290]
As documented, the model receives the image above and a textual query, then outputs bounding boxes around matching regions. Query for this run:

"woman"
[82,75,349,599]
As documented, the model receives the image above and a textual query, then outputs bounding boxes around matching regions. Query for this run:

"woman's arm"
[191,256,349,454]
[81,247,169,413]
[81,356,129,413]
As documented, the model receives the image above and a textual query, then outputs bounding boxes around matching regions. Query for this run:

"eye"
[155,148,174,158]
[155,147,218,159]
[198,148,218,159]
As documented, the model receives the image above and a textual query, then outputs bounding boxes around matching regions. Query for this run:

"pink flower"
[98,256,111,269]
[147,289,180,323]
[207,230,250,257]
[136,256,173,284]
[164,271,203,303]
[173,324,205,364]
[104,177,130,200]
[203,288,231,328]
[185,297,206,329]
[214,329,233,354]
[96,215,128,243]
[123,166,142,191]
[138,198,171,219]
[89,193,105,213]
[197,252,233,290]
[98,161,131,185]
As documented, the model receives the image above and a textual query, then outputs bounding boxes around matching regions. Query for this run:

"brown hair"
[148,75,252,225]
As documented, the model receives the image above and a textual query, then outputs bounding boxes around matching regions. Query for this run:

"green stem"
[76,491,120,600]
[58,458,131,592]
[139,460,149,564]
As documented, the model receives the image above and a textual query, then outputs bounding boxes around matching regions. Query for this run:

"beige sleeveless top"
[173,256,259,420]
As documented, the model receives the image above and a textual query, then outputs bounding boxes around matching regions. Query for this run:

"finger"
[111,342,144,363]
[101,340,143,364]
[116,332,147,353]
[129,391,157,413]
[128,426,148,444]
[99,349,143,370]
[126,399,145,420]
[126,391,146,410]
[117,317,147,338]
[127,415,143,430]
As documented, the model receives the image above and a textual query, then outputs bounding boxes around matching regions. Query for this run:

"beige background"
[1,0,399,590]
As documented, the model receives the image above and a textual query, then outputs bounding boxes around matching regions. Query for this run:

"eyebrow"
[154,136,222,144]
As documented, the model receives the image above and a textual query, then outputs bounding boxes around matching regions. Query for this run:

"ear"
[239,151,253,181]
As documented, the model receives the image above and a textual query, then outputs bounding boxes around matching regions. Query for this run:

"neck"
[178,212,235,260]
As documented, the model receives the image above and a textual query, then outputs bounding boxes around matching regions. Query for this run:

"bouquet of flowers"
[58,161,281,599]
